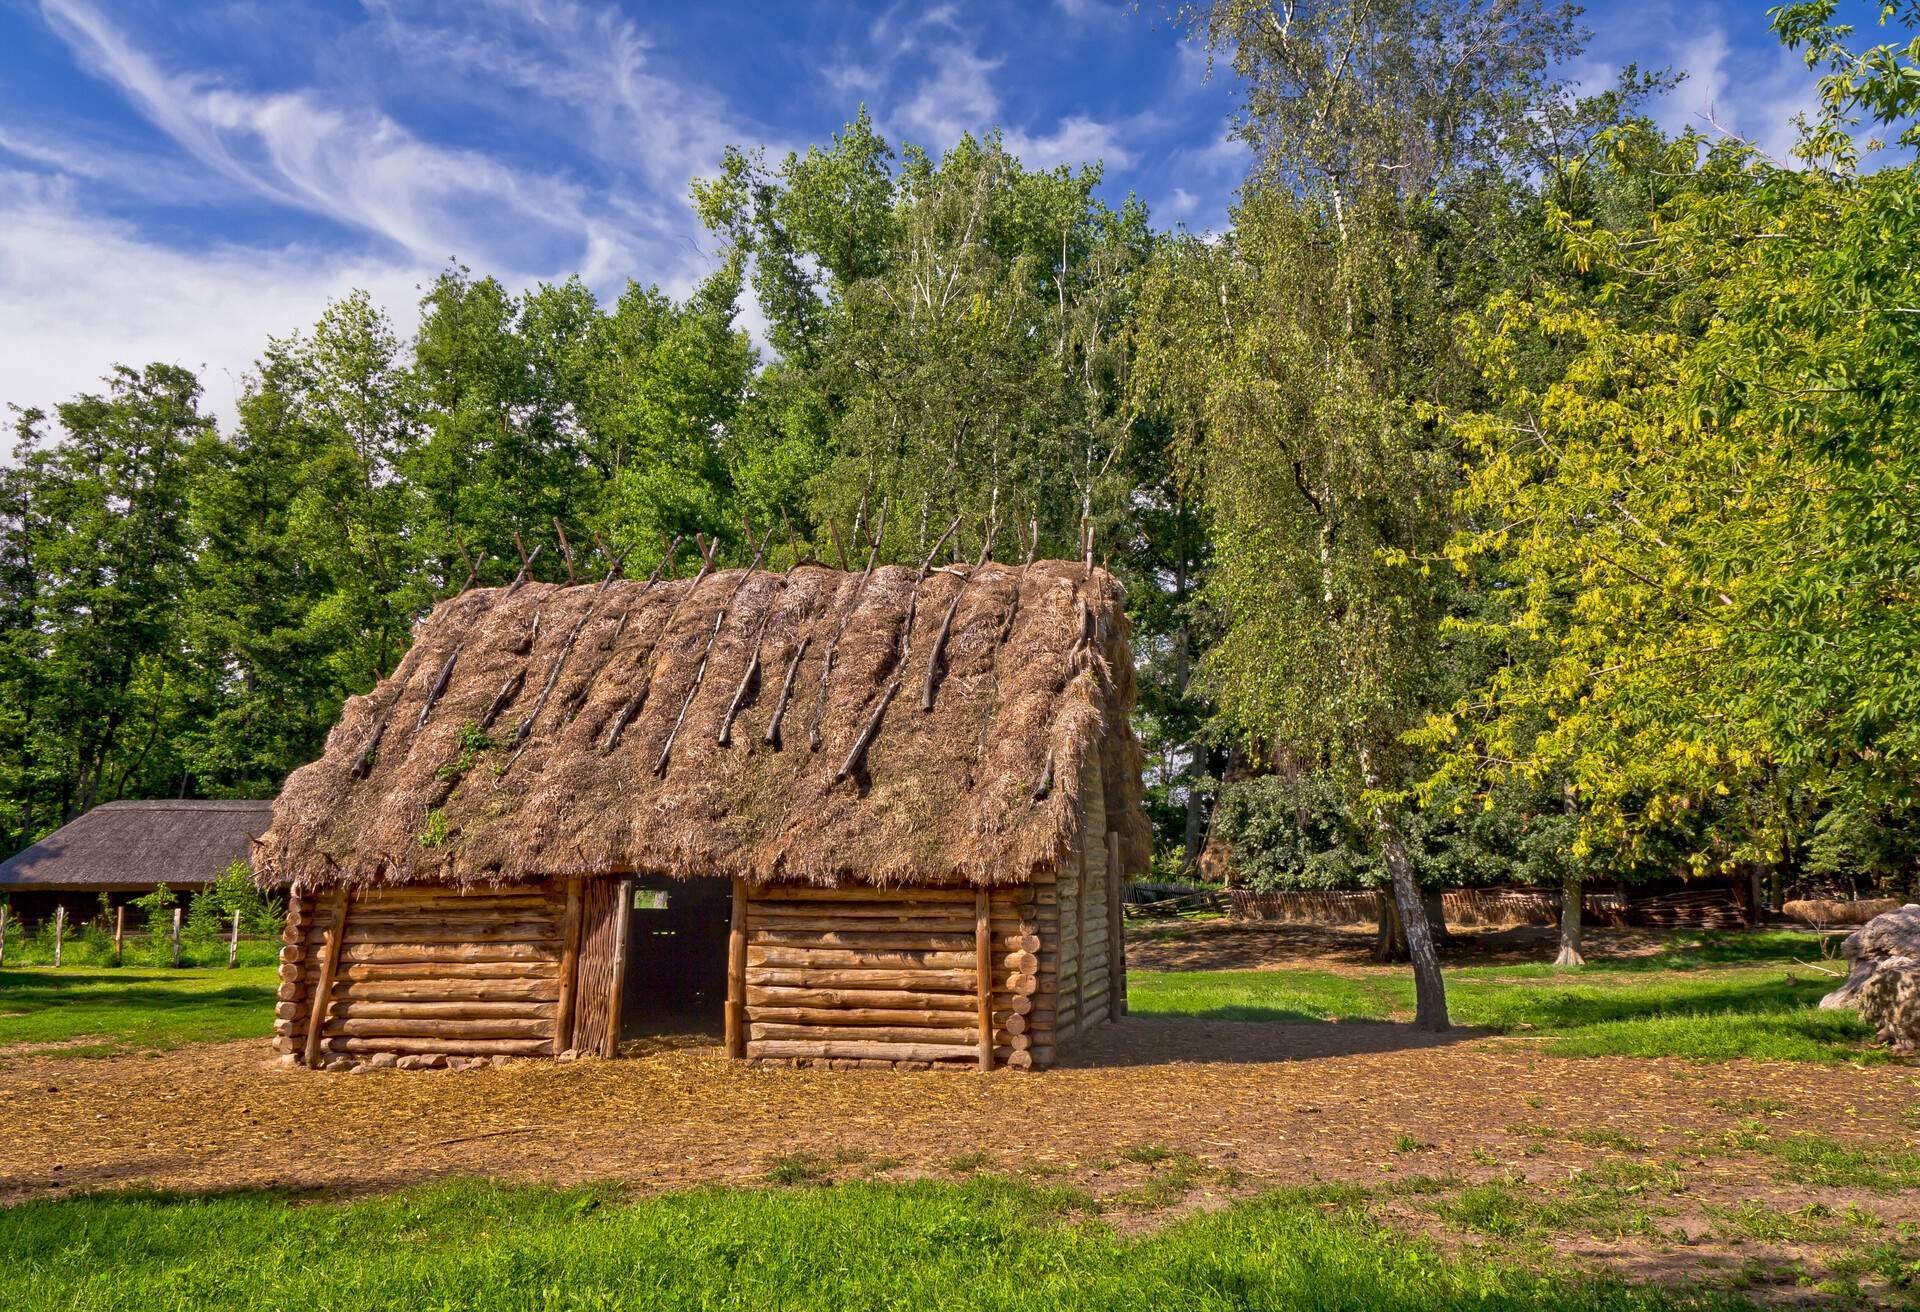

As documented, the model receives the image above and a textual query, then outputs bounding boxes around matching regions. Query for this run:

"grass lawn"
[0,1176,1754,1311]
[1128,931,1881,1063]
[0,966,277,1059]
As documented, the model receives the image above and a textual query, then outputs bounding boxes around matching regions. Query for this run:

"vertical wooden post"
[170,907,182,967]
[725,877,747,1059]
[303,890,351,1068]
[975,888,995,1072]
[602,878,633,1058]
[228,908,242,968]
[553,880,584,1054]
[113,905,125,965]
[53,905,65,968]
[0,902,7,968]
[1107,831,1126,1020]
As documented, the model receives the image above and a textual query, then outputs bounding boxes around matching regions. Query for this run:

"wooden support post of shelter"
[114,904,124,964]
[53,904,64,968]
[0,902,7,968]
[554,879,584,1053]
[602,878,634,1058]
[726,877,748,1059]
[303,890,350,1067]
[975,888,994,1071]
[170,906,182,967]
[1108,830,1126,1019]
[229,907,242,968]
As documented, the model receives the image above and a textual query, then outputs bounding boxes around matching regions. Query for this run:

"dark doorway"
[618,877,730,1038]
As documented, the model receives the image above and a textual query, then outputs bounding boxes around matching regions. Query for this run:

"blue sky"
[0,0,1844,428]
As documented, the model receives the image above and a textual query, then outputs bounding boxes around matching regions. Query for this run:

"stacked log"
[279,882,569,1063]
[743,885,1041,1069]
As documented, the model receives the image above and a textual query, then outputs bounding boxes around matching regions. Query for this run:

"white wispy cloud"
[41,0,626,276]
[0,166,430,431]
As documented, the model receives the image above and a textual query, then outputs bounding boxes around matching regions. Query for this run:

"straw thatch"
[0,800,272,892]
[259,560,1146,891]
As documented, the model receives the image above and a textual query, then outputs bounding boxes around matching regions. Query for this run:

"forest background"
[4,0,1915,958]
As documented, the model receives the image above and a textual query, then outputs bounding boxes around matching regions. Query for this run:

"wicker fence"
[1227,887,1629,928]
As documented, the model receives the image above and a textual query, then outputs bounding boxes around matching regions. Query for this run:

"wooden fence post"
[170,906,182,968]
[228,908,242,968]
[975,888,995,1072]
[725,878,747,1059]
[53,905,65,968]
[114,905,125,965]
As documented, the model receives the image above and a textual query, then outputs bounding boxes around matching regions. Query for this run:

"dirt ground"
[4,921,1912,1300]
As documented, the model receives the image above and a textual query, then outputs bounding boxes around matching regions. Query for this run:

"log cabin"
[256,551,1148,1071]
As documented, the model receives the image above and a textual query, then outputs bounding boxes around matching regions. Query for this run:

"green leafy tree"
[1419,4,1920,927]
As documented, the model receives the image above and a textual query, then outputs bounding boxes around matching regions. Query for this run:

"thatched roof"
[0,800,271,892]
[259,560,1147,891]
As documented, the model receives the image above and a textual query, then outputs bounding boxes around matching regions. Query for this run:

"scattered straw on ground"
[2,1022,1910,1206]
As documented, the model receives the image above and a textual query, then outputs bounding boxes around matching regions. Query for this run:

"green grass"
[0,967,277,1058]
[0,1177,1750,1311]
[1129,935,1881,1063]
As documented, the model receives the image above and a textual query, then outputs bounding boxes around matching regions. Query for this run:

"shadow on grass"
[1059,1016,1490,1068]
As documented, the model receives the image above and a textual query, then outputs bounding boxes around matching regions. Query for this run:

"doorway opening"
[617,876,730,1039]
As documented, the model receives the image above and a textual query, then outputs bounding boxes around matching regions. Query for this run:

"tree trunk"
[1421,887,1450,951]
[1554,871,1585,967]
[1355,747,1447,1031]
[1376,817,1448,1029]
[1373,893,1403,963]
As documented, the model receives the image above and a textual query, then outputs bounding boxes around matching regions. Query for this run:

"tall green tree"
[1139,0,1595,1024]
[1420,3,1920,911]
[0,366,209,837]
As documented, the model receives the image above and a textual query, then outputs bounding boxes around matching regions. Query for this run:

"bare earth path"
[3,1024,1911,1202]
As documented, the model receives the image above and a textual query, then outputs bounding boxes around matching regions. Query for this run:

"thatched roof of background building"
[259,560,1147,891]
[0,800,272,892]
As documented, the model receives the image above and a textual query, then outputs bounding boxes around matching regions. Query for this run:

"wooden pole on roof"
[505,543,544,597]
[808,498,889,752]
[600,539,718,753]
[725,878,748,1059]
[507,543,635,752]
[303,890,350,1067]
[921,520,996,712]
[780,508,802,568]
[562,536,680,718]
[661,535,678,579]
[974,889,995,1071]
[835,513,961,782]
[553,518,578,585]
[655,531,767,773]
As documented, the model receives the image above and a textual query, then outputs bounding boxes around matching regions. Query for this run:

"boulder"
[1820,903,1920,1052]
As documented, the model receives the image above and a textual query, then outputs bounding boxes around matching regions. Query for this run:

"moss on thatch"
[260,560,1147,890]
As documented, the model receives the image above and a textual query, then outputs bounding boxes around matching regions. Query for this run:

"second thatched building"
[256,555,1146,1071]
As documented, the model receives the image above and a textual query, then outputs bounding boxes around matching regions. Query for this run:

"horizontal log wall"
[743,884,1043,1070]
[273,881,571,1064]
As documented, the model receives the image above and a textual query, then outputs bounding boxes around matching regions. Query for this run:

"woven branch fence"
[1226,888,1630,928]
